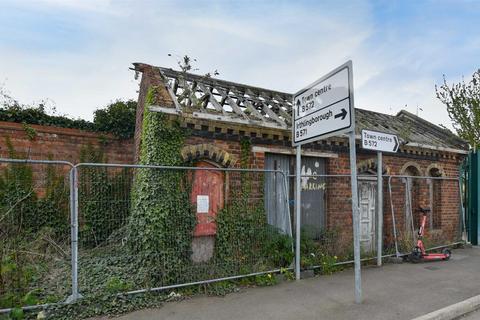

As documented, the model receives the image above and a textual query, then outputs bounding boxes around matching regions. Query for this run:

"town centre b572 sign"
[361,129,399,153]
[292,61,354,146]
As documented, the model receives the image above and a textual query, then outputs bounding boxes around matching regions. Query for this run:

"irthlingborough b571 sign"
[292,62,354,146]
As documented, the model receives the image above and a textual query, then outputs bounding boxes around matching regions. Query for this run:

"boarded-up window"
[264,154,291,235]
[264,153,326,239]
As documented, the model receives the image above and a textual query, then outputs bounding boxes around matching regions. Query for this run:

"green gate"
[465,150,479,245]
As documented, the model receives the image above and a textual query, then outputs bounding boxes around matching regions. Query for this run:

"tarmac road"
[98,247,480,320]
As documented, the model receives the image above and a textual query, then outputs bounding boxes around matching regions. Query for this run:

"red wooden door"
[190,161,224,237]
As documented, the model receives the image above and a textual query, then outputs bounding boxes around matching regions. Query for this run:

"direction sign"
[292,61,354,146]
[292,61,362,302]
[361,129,399,153]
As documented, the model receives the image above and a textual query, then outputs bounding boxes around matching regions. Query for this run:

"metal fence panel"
[290,174,465,271]
[0,157,466,313]
[0,159,73,312]
[75,164,293,297]
[387,175,464,257]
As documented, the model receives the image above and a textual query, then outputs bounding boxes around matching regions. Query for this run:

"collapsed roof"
[133,64,468,153]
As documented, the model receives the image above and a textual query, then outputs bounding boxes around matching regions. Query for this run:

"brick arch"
[357,158,391,175]
[400,161,422,176]
[425,163,445,177]
[181,144,238,168]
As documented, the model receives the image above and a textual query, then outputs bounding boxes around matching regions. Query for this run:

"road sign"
[292,61,354,146]
[292,61,362,304]
[361,129,399,153]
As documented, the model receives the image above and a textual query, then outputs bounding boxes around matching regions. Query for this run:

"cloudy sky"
[0,0,479,128]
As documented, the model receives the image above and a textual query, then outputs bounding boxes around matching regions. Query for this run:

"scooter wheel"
[442,248,451,261]
[409,251,422,263]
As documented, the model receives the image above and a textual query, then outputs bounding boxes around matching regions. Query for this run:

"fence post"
[281,171,293,237]
[388,176,400,257]
[295,145,301,280]
[348,131,362,304]
[458,178,468,242]
[377,152,383,266]
[67,167,81,303]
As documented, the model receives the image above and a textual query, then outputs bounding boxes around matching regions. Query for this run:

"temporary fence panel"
[288,174,366,270]
[75,164,293,297]
[0,159,73,312]
[387,175,464,257]
[289,174,465,273]
[0,157,466,313]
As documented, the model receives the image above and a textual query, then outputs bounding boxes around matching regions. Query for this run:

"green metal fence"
[465,150,479,245]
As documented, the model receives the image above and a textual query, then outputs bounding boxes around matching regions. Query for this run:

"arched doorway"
[190,160,224,263]
[357,158,388,253]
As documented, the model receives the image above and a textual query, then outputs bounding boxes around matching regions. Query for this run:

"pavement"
[459,310,480,320]
[457,311,480,320]
[109,247,480,320]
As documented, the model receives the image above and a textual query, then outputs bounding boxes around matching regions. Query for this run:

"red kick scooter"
[407,207,451,263]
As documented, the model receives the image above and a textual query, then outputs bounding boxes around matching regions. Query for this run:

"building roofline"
[133,62,469,153]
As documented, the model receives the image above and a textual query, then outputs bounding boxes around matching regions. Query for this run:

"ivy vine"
[214,137,294,275]
[0,99,136,139]
[127,86,196,285]
[78,144,132,248]
[0,138,71,311]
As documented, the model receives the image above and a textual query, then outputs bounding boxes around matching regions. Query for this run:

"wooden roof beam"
[217,87,249,119]
[197,83,225,114]
[241,97,266,121]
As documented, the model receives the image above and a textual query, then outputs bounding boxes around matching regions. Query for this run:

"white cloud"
[14,0,117,14]
[0,0,478,131]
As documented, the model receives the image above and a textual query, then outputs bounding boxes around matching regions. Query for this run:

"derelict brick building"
[132,63,468,255]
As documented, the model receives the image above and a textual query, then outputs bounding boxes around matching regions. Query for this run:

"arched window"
[427,166,443,229]
[402,165,421,234]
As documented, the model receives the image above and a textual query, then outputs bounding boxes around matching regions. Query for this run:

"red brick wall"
[325,152,463,246]
[0,121,134,164]
[132,63,177,162]
[134,63,466,248]
[183,134,463,242]
[185,133,464,245]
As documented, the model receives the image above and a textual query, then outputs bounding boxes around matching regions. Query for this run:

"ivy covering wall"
[78,144,132,248]
[214,138,294,273]
[127,87,196,284]
[0,138,71,310]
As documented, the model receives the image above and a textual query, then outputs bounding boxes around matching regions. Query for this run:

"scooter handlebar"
[419,207,431,214]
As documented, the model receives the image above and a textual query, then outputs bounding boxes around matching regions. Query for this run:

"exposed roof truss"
[156,67,292,129]
[137,65,467,153]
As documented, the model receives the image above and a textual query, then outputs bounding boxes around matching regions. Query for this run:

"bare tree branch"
[0,190,33,223]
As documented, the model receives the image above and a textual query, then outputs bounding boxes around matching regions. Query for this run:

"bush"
[215,191,294,274]
[300,228,341,274]
[0,140,72,310]
[36,162,70,239]
[79,144,132,248]
[0,139,38,236]
[215,202,268,273]
[0,104,96,132]
[0,87,136,139]
[263,226,294,268]
[93,100,137,139]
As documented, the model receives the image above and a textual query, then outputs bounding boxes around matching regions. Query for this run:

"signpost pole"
[377,151,383,267]
[360,128,399,269]
[295,145,301,280]
[292,60,358,296]
[349,131,362,304]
